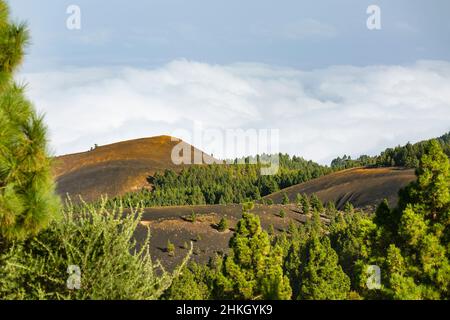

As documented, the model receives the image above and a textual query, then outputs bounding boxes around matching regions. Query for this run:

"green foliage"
[0,200,189,299]
[331,132,450,170]
[283,210,351,300]
[374,199,392,232]
[282,193,290,205]
[325,201,337,218]
[242,201,255,212]
[279,209,286,219]
[268,224,275,236]
[217,217,229,232]
[374,140,450,299]
[0,0,59,240]
[0,2,28,76]
[310,194,324,213]
[189,211,197,223]
[215,208,292,300]
[329,210,377,292]
[107,157,332,208]
[295,193,302,206]
[300,194,310,214]
[299,236,351,300]
[164,262,213,300]
[167,240,175,256]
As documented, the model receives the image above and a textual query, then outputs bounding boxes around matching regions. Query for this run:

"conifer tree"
[299,236,351,300]
[217,217,228,232]
[376,140,450,299]
[295,193,302,206]
[0,1,60,241]
[310,194,324,213]
[216,203,292,299]
[300,194,310,214]
[282,193,289,205]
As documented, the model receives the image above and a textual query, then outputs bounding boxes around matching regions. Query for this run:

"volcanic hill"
[53,135,219,202]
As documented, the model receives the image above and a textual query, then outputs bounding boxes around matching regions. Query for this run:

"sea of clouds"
[20,59,450,164]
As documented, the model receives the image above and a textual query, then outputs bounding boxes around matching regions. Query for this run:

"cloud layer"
[20,60,450,164]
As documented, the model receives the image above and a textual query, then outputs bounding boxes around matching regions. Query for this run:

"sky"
[9,0,450,164]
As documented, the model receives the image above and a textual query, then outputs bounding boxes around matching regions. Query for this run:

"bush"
[217,217,229,232]
[167,240,175,256]
[190,211,197,223]
[282,193,290,205]
[164,262,213,300]
[0,199,190,300]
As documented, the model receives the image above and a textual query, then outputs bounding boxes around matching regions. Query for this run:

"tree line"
[165,140,450,300]
[331,132,450,170]
[108,156,332,208]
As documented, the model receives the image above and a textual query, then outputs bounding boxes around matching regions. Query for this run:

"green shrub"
[0,200,190,300]
[167,240,175,256]
[164,262,213,300]
[190,211,197,223]
[217,217,229,232]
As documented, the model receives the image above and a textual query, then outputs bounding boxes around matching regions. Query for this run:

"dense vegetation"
[165,140,450,300]
[109,155,332,208]
[331,132,450,170]
[0,201,189,299]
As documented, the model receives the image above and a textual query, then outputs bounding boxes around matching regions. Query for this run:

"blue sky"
[8,1,450,163]
[11,0,450,70]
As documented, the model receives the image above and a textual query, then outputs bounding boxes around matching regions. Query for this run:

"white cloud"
[19,60,450,164]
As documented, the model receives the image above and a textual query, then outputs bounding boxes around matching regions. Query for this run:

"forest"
[110,155,331,208]
[163,141,450,300]
[331,132,450,170]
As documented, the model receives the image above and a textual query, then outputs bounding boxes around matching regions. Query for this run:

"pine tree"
[0,1,60,241]
[282,193,290,205]
[295,193,302,206]
[310,194,324,213]
[299,236,351,300]
[189,211,197,223]
[216,206,292,300]
[300,194,310,214]
[325,201,337,218]
[377,140,450,299]
[217,217,228,232]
